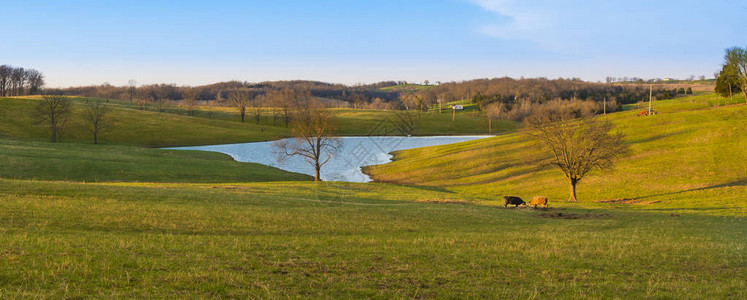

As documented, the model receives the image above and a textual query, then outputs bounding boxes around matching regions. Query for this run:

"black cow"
[503,196,526,207]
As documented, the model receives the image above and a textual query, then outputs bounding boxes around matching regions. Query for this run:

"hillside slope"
[0,97,290,147]
[365,94,746,215]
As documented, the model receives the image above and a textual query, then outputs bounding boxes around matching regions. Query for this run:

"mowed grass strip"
[0,179,744,298]
[365,94,747,216]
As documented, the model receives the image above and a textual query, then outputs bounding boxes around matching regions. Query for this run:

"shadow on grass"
[403,184,456,194]
[627,129,689,144]
[634,179,747,200]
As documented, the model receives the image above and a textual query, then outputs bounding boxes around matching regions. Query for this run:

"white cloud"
[469,0,566,49]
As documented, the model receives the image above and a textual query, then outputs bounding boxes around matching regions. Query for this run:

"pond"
[167,136,491,182]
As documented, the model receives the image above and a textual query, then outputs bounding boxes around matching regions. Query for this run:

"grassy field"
[0,93,745,298]
[332,108,516,136]
[0,138,311,182]
[365,95,747,216]
[0,97,290,147]
[0,96,507,147]
[0,179,744,298]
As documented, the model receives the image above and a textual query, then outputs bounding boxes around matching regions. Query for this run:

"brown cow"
[529,196,548,208]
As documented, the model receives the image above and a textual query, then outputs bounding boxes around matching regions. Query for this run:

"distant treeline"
[0,65,45,96]
[49,80,402,105]
[47,77,695,117]
[417,77,691,106]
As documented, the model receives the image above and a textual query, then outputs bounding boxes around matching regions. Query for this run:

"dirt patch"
[596,198,661,205]
[536,212,612,219]
[633,200,662,205]
[211,186,250,190]
[417,199,471,205]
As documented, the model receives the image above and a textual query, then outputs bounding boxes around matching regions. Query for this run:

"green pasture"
[0,179,744,298]
[0,92,744,298]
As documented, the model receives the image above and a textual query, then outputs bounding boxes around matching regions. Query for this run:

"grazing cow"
[503,196,526,207]
[529,196,548,208]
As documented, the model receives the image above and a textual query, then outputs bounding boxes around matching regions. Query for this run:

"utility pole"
[648,84,653,115]
[603,97,606,115]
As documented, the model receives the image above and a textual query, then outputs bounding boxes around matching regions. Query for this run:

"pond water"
[167,136,491,182]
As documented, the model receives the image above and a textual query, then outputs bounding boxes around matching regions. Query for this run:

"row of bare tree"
[36,95,109,144]
[225,89,302,126]
[0,65,44,96]
[49,80,401,105]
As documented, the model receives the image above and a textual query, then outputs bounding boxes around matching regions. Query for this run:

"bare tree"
[0,65,11,96]
[266,89,281,126]
[524,109,628,201]
[279,88,298,127]
[273,97,340,181]
[127,80,137,102]
[400,93,414,110]
[182,87,198,116]
[205,99,217,118]
[83,100,109,144]
[11,67,25,96]
[36,95,71,143]
[25,69,44,95]
[250,94,266,124]
[148,86,163,112]
[215,89,224,103]
[486,102,506,134]
[228,91,249,122]
[134,96,148,110]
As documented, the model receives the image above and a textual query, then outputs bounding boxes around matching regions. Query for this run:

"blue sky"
[1,0,744,87]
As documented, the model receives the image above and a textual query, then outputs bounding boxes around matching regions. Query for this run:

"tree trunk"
[51,127,57,143]
[93,132,98,144]
[314,163,321,181]
[569,178,578,202]
[488,118,492,134]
